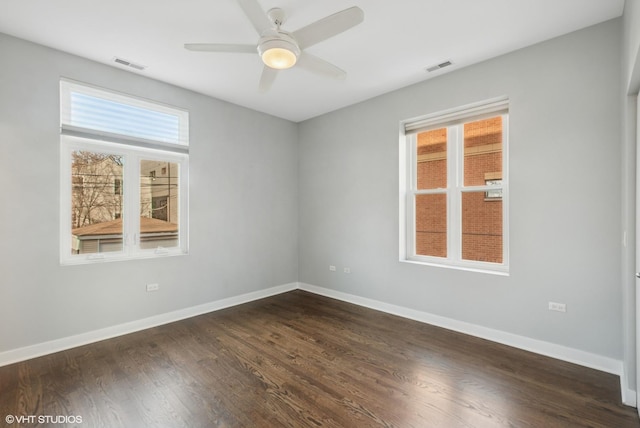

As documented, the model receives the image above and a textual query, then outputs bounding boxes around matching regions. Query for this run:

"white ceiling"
[0,0,625,122]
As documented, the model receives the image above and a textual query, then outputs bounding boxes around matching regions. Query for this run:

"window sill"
[400,258,509,276]
[60,250,188,266]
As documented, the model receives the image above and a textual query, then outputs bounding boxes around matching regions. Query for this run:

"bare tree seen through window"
[71,151,123,228]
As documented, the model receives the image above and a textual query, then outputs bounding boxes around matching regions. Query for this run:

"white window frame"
[400,98,509,275]
[60,79,189,265]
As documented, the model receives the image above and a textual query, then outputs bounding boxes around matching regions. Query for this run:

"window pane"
[417,128,447,190]
[70,92,181,144]
[461,191,502,263]
[415,194,447,257]
[71,151,124,254]
[140,160,179,249]
[464,116,502,187]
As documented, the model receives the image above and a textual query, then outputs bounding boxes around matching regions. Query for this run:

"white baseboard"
[622,385,637,407]
[621,368,638,407]
[0,282,297,367]
[298,283,624,377]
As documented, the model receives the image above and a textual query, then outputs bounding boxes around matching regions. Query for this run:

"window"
[114,178,123,195]
[60,79,189,264]
[400,98,509,274]
[484,173,502,200]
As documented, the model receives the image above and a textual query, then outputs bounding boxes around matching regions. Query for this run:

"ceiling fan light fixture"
[258,36,300,69]
[262,47,297,69]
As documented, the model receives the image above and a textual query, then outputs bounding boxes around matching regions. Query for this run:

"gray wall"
[298,19,623,359]
[0,33,299,353]
[0,17,628,367]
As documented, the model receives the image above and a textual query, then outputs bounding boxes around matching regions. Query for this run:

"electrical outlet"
[329,265,336,272]
[343,267,351,274]
[146,283,159,292]
[548,301,566,312]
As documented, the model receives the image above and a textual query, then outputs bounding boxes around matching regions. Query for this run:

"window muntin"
[60,80,189,265]
[402,99,508,274]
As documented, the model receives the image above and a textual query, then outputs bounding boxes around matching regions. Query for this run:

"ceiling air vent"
[113,57,147,71]
[426,61,452,73]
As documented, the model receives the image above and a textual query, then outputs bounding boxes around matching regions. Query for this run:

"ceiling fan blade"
[259,66,278,92]
[184,44,256,53]
[237,0,273,36]
[292,6,364,49]
[296,53,346,80]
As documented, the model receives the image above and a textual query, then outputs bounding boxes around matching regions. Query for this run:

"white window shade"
[403,97,509,135]
[60,79,189,150]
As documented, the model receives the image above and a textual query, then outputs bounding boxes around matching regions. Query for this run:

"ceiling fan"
[184,0,364,92]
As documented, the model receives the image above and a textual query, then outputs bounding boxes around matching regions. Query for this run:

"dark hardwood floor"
[1,290,638,427]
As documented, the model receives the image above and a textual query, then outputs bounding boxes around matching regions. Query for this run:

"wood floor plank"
[0,290,638,427]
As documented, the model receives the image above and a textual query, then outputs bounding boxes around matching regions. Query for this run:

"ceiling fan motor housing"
[258,32,301,69]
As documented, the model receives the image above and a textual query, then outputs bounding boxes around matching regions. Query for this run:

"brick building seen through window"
[416,116,503,263]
